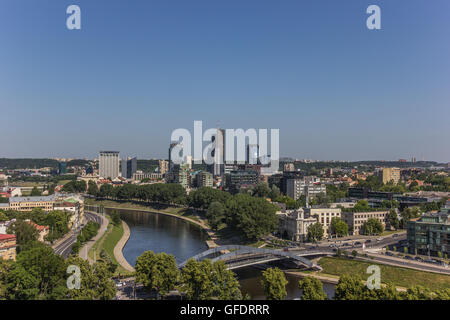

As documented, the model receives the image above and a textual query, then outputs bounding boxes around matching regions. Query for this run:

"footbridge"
[178,245,328,271]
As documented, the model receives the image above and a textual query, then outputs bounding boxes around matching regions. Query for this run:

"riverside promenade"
[113,220,135,272]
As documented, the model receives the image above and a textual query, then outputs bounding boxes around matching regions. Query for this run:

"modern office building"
[226,170,259,191]
[246,144,259,165]
[379,167,401,184]
[168,142,181,172]
[58,162,67,175]
[99,151,120,179]
[277,209,317,242]
[286,178,326,201]
[341,210,389,235]
[195,171,213,188]
[407,211,449,256]
[211,128,225,176]
[121,157,137,179]
[304,207,342,238]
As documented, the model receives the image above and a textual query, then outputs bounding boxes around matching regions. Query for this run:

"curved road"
[53,211,106,259]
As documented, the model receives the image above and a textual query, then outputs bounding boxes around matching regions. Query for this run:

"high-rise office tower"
[121,156,137,179]
[211,128,225,176]
[246,144,259,165]
[168,142,180,172]
[99,151,120,179]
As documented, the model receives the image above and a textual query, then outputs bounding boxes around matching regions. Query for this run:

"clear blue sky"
[1,0,449,162]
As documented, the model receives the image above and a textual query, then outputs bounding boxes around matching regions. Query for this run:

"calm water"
[114,209,208,266]
[112,208,335,299]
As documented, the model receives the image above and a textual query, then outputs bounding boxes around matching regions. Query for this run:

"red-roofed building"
[0,234,16,261]
[25,220,50,242]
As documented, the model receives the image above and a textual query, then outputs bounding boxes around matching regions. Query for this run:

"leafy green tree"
[274,195,299,209]
[135,251,179,296]
[330,217,348,237]
[110,210,121,226]
[180,259,242,300]
[361,218,384,236]
[206,201,225,231]
[269,185,281,200]
[261,267,288,300]
[87,180,98,197]
[307,222,324,243]
[388,209,400,230]
[7,220,39,251]
[298,277,327,300]
[30,186,41,196]
[225,194,278,240]
[353,200,371,212]
[334,274,365,300]
[66,257,116,300]
[251,182,271,198]
[351,250,358,258]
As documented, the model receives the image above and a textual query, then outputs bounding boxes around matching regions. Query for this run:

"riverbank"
[86,199,219,248]
[113,220,135,272]
[317,256,450,292]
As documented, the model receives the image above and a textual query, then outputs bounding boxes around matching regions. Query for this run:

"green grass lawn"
[318,256,450,292]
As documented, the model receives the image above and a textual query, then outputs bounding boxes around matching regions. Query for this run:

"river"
[116,209,335,299]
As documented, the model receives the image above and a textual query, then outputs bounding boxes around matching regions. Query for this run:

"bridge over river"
[178,245,332,271]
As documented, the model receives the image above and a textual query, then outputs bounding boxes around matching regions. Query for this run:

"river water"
[116,209,335,299]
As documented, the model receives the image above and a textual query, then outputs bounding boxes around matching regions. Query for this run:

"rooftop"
[0,234,16,241]
[9,195,57,203]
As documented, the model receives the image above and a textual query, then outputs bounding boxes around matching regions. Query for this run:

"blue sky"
[1,0,449,162]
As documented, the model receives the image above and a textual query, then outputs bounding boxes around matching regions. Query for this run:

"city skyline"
[1,0,450,162]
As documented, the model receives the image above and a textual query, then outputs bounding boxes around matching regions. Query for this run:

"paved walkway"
[114,220,135,272]
[79,212,108,264]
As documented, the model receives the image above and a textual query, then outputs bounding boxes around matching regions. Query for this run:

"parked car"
[365,239,372,243]
[414,256,423,262]
[403,256,414,260]
[354,241,361,245]
[376,237,383,242]
[392,234,399,237]
[385,252,394,256]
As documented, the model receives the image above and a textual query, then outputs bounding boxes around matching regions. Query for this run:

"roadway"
[53,211,105,258]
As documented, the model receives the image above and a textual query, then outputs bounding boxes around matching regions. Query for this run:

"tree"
[351,250,358,258]
[180,259,242,300]
[87,180,98,197]
[298,277,327,300]
[225,194,278,240]
[66,257,116,300]
[7,220,39,251]
[110,210,121,226]
[135,251,179,296]
[361,218,383,236]
[388,209,400,230]
[269,185,280,200]
[353,200,371,212]
[261,267,288,300]
[334,274,365,300]
[307,222,324,243]
[252,182,271,198]
[330,217,348,237]
[30,186,41,196]
[206,201,225,231]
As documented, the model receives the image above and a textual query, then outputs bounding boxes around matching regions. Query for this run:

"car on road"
[414,256,423,262]
[329,244,335,248]
[354,241,361,245]
[365,239,372,243]
[376,237,383,242]
[403,255,414,260]
[385,251,394,256]
[392,234,399,237]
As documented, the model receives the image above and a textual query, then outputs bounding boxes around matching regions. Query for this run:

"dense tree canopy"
[261,267,288,300]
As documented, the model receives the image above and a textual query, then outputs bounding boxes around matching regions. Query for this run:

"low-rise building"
[341,210,389,235]
[304,207,342,238]
[195,171,213,188]
[0,234,16,261]
[277,209,317,242]
[8,195,56,212]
